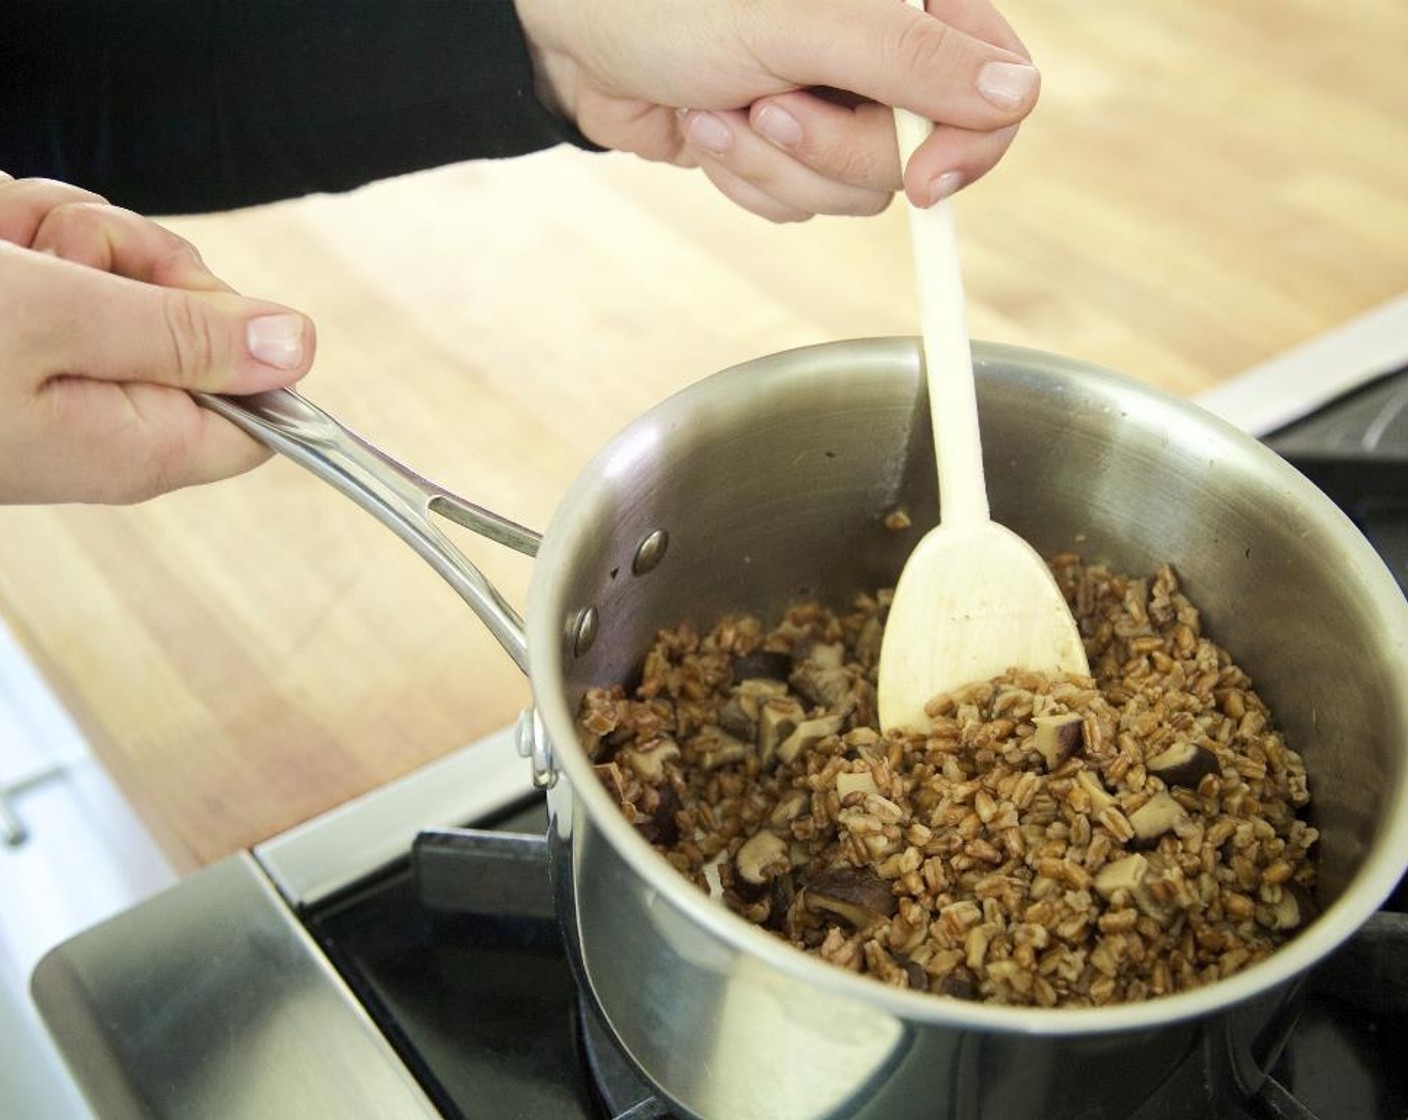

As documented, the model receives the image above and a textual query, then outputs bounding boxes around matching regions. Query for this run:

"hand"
[516,0,1037,221]
[0,174,315,504]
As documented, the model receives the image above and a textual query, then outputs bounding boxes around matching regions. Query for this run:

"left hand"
[516,0,1038,221]
[0,175,315,504]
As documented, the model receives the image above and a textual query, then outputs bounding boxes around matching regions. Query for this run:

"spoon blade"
[878,522,1089,732]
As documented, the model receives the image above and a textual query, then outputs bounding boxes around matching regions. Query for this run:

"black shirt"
[1,0,590,213]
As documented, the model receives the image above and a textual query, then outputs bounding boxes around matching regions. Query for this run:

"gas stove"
[31,315,1408,1120]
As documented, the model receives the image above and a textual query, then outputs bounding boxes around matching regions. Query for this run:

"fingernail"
[927,171,964,205]
[686,112,732,156]
[977,61,1039,109]
[754,103,803,149]
[247,314,305,370]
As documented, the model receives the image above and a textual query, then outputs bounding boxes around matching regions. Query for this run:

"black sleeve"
[0,0,597,214]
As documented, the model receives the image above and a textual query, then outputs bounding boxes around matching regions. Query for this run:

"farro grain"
[577,559,1318,1007]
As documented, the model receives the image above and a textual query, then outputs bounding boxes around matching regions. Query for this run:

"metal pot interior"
[529,337,1408,1034]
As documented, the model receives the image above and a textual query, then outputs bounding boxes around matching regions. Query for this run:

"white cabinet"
[0,621,176,1120]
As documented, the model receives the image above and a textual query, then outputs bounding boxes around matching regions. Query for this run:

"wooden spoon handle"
[893,34,990,527]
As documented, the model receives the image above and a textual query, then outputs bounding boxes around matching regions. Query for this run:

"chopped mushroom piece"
[1032,712,1084,770]
[1264,892,1301,933]
[1094,853,1150,900]
[803,642,846,670]
[790,643,856,708]
[1094,853,1176,924]
[1076,768,1117,815]
[853,614,885,668]
[720,678,791,740]
[775,714,846,766]
[736,830,792,886]
[1261,882,1315,932]
[1147,741,1221,788]
[594,762,630,804]
[702,853,726,900]
[836,770,879,802]
[695,726,750,770]
[802,866,898,929]
[1128,791,1187,847]
[758,697,807,764]
[618,739,681,783]
[769,788,810,827]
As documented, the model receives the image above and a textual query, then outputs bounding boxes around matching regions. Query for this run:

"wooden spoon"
[876,48,1089,733]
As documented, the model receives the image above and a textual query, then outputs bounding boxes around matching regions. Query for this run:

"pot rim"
[528,337,1408,1036]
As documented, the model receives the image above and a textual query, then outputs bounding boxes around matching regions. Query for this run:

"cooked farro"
[576,558,1317,1008]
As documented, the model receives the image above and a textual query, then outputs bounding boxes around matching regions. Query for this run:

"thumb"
[29,250,315,393]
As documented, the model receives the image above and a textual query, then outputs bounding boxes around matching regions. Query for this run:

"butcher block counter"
[2,0,1406,871]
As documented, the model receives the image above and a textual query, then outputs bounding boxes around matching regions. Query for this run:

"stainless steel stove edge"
[29,851,444,1120]
[28,726,537,1119]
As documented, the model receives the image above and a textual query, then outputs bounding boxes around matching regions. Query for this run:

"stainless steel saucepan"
[201,338,1408,1120]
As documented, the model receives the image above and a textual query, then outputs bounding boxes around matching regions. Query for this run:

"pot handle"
[195,389,540,674]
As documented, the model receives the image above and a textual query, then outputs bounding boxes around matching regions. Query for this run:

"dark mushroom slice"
[801,865,898,929]
[1147,740,1221,788]
[1127,791,1188,848]
[730,648,795,683]
[902,960,931,993]
[935,966,978,1000]
[1032,712,1084,771]
[636,784,682,846]
[763,874,798,933]
[717,705,755,742]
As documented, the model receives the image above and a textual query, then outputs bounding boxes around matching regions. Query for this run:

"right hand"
[0,174,316,505]
[517,0,1038,221]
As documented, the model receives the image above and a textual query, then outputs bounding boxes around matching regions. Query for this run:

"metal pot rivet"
[572,606,599,657]
[632,529,669,576]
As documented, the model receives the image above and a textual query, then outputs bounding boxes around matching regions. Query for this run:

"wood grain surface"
[2,0,1405,869]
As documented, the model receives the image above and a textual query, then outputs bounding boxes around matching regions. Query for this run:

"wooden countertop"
[2,0,1406,870]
